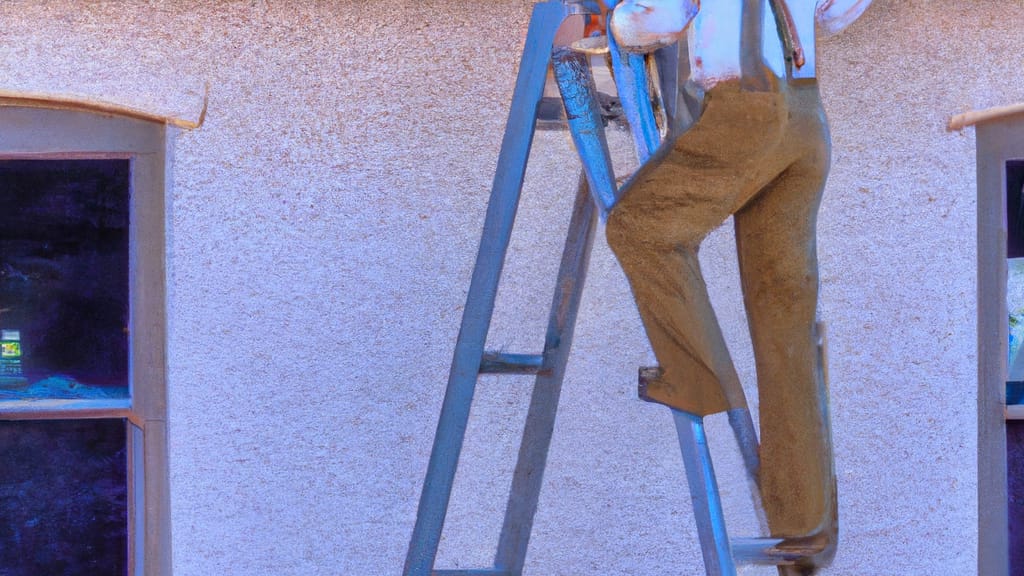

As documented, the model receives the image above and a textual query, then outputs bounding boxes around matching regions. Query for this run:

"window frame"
[0,104,170,576]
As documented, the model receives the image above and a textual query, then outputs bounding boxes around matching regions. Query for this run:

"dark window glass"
[0,160,130,400]
[1011,161,1024,575]
[1007,161,1024,259]
[0,419,127,575]
[1010,420,1024,573]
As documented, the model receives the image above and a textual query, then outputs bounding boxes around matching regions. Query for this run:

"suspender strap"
[768,0,806,71]
[741,0,806,88]
[739,0,768,90]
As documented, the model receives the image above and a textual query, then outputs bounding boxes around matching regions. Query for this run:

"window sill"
[0,397,138,426]
[1006,404,1024,420]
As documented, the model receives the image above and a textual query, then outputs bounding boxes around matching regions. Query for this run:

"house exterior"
[0,1,1020,574]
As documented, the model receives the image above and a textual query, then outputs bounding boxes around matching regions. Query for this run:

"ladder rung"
[432,565,512,569]
[479,352,550,375]
[731,536,827,565]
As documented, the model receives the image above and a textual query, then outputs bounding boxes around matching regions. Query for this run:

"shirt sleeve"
[815,0,873,35]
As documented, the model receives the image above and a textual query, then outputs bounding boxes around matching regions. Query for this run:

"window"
[973,108,1024,576]
[1006,160,1024,575]
[0,104,169,575]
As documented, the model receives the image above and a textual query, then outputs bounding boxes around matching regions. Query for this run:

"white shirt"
[610,0,873,87]
[690,0,872,86]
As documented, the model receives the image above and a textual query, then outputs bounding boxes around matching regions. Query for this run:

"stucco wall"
[1,1,1021,574]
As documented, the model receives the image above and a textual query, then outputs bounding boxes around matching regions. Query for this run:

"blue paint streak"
[553,51,617,216]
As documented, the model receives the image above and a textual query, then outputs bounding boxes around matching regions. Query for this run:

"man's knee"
[606,204,710,257]
[741,255,819,315]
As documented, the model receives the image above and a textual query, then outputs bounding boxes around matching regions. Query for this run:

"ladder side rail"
[403,3,568,575]
[552,49,618,214]
[673,410,738,576]
[494,177,598,574]
[607,32,660,161]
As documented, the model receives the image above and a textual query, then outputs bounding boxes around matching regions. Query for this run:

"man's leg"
[606,220,744,416]
[733,114,835,572]
[605,82,791,417]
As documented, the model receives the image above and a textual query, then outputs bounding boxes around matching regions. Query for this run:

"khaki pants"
[606,77,836,548]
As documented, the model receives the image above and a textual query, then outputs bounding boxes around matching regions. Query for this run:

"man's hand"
[816,0,873,36]
[609,0,699,53]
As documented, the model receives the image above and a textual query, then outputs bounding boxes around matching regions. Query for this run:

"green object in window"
[0,329,27,388]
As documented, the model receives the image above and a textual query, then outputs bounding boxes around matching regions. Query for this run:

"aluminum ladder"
[403,2,830,575]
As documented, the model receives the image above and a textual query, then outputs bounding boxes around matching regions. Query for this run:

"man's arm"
[816,0,873,35]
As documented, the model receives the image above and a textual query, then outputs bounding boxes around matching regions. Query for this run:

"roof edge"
[948,102,1024,132]
[0,87,207,130]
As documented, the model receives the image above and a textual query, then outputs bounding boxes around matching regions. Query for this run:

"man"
[594,1,872,573]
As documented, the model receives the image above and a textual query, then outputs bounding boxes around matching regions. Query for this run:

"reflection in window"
[0,160,130,401]
[0,419,127,576]
[1009,160,1024,573]
[1010,419,1024,571]
[1009,161,1024,388]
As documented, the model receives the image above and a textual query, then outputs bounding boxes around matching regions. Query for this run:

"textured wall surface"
[0,1,1021,574]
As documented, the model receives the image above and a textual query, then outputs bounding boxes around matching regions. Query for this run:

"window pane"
[1008,162,1024,383]
[1010,420,1024,572]
[0,419,127,575]
[0,160,130,401]
[1011,161,1024,574]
